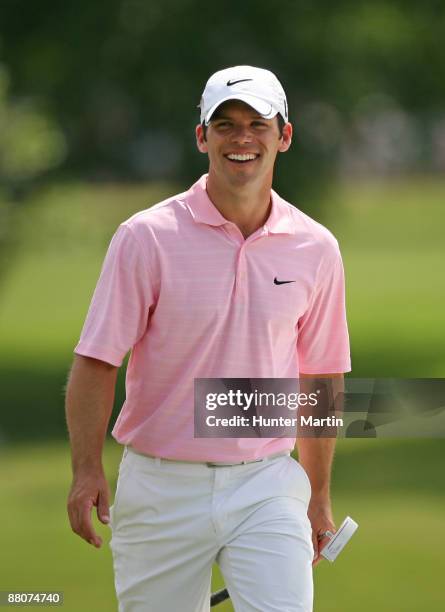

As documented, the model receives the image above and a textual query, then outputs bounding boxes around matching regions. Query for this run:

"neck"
[206,170,273,238]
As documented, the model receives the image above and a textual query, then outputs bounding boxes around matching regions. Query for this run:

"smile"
[224,153,260,163]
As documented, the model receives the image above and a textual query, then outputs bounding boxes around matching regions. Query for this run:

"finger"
[97,488,110,524]
[67,499,85,539]
[78,501,102,548]
[312,549,321,566]
[318,534,331,552]
[89,536,103,548]
[312,534,319,565]
[313,535,330,566]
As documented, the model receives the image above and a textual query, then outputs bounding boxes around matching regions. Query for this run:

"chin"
[227,163,261,180]
[227,171,258,187]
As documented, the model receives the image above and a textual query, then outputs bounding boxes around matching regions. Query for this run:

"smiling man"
[66,66,351,612]
[196,97,291,238]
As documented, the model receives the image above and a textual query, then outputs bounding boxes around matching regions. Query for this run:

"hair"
[201,111,286,141]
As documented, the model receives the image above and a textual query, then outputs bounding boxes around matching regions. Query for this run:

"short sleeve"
[297,243,351,374]
[74,224,156,366]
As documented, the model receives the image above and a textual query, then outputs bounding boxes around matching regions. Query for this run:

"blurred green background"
[0,1,444,611]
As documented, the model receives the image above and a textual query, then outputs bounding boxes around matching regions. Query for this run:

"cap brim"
[204,94,277,125]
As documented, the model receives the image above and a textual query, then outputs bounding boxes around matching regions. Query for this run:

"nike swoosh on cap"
[274,277,296,285]
[226,78,253,86]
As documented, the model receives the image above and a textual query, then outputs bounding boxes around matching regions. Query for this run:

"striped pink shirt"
[75,174,351,461]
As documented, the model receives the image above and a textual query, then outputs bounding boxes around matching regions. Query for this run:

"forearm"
[65,354,119,474]
[295,374,344,563]
[295,373,344,499]
[295,437,336,500]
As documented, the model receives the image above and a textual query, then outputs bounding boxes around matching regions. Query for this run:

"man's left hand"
[307,497,336,566]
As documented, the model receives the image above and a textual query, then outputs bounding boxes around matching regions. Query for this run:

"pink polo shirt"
[75,174,351,461]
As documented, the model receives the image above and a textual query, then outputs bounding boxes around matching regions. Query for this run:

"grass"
[0,176,444,610]
[0,439,443,611]
[0,176,444,375]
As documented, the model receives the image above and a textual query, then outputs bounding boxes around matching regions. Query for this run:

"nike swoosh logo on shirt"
[226,78,253,86]
[274,277,296,285]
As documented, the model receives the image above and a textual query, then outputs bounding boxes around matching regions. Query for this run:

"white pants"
[109,448,314,612]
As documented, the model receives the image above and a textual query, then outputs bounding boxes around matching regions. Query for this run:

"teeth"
[227,153,257,161]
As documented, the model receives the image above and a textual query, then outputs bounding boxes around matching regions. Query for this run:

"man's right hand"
[65,355,118,548]
[67,470,111,548]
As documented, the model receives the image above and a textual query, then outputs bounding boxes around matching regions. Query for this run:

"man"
[66,65,351,611]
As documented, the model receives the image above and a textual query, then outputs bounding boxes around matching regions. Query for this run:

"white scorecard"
[320,516,358,562]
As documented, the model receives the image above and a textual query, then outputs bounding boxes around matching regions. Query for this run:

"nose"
[230,124,253,144]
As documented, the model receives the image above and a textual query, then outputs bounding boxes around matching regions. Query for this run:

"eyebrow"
[213,114,266,121]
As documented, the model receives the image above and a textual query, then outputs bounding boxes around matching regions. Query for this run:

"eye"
[251,121,268,128]
[215,121,231,129]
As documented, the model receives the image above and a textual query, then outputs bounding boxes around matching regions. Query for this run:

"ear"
[278,122,293,153]
[196,124,208,153]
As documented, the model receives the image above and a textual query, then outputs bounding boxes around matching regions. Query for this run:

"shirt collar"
[184,174,297,235]
[265,190,298,235]
[184,175,229,227]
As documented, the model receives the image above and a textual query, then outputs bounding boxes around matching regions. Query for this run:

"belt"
[205,450,290,467]
[127,447,290,468]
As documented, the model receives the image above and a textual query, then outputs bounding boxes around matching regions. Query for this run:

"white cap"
[199,65,288,126]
